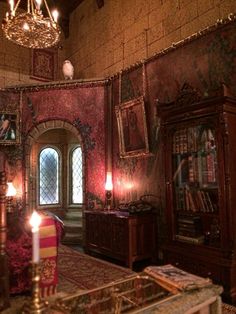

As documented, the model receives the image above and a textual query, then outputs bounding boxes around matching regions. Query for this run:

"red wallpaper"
[0,84,106,209]
[23,85,106,206]
[1,21,236,214]
[112,21,236,208]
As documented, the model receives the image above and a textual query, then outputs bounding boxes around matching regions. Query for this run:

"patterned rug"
[57,245,135,293]
[2,245,236,313]
[58,246,236,313]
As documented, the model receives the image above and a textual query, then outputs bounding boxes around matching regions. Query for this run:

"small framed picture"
[115,96,149,158]
[0,111,20,145]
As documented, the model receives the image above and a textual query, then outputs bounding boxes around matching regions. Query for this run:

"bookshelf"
[158,85,236,304]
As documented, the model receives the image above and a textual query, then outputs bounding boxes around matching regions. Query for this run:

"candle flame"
[29,211,41,231]
[6,182,17,197]
[105,172,113,191]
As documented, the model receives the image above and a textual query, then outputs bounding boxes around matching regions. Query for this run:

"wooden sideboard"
[84,211,156,268]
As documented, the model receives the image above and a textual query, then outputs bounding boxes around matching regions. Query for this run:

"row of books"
[175,186,217,213]
[172,127,198,154]
[172,127,216,155]
[173,153,217,185]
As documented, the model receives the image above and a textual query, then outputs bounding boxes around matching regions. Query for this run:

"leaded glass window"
[71,146,83,204]
[39,147,59,205]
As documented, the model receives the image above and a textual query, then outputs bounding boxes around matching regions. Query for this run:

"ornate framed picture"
[0,111,20,145]
[115,96,149,158]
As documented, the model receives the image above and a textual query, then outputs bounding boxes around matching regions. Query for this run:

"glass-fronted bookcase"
[158,86,236,304]
[172,124,220,247]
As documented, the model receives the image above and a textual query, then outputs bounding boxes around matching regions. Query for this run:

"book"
[144,264,211,293]
[175,234,205,244]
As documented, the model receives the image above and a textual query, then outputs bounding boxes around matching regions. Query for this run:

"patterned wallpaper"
[0,84,106,210]
[112,21,236,212]
[1,21,236,215]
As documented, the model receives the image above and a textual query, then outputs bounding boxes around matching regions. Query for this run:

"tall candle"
[9,0,14,12]
[29,211,41,263]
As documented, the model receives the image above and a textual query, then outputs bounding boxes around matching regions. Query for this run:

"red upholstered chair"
[6,210,64,296]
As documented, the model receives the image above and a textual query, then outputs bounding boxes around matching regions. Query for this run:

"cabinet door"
[111,217,128,258]
[99,214,112,251]
[130,216,155,258]
[170,123,220,248]
[85,213,100,248]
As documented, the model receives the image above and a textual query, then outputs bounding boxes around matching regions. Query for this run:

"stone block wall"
[0,0,236,87]
[64,0,236,79]
[0,2,65,88]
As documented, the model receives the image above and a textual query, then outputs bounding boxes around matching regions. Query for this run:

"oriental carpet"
[2,245,236,313]
[57,244,135,293]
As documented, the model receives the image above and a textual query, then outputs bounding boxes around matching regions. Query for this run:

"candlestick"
[22,211,48,313]
[22,263,49,314]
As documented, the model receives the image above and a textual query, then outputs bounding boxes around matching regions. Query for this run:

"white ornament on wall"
[62,60,74,80]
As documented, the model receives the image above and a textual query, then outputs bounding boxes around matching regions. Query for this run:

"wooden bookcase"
[84,211,156,269]
[158,86,236,304]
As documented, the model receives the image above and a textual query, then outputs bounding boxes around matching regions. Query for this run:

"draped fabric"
[6,211,64,296]
[39,211,58,297]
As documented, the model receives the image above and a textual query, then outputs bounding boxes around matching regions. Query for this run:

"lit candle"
[6,182,17,197]
[105,172,113,191]
[52,10,59,23]
[9,0,14,16]
[35,0,42,10]
[29,211,41,263]
[9,0,14,10]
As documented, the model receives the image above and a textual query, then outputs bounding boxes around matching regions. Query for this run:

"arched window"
[39,147,60,205]
[70,146,83,204]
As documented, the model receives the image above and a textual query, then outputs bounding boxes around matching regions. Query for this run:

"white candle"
[9,0,14,12]
[52,10,59,23]
[29,211,41,263]
[35,0,42,10]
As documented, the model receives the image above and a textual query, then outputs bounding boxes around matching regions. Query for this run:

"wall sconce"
[6,182,17,213]
[105,172,113,210]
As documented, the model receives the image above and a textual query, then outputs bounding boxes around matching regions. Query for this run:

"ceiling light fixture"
[2,0,61,49]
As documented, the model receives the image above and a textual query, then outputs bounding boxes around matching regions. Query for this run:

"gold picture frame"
[0,111,20,145]
[115,96,149,158]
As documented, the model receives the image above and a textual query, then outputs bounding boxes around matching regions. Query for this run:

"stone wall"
[0,2,65,88]
[0,0,236,87]
[64,0,236,79]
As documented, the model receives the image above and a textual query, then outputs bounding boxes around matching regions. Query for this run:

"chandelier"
[2,0,61,49]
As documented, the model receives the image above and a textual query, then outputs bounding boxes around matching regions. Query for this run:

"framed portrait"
[0,111,20,145]
[115,96,149,158]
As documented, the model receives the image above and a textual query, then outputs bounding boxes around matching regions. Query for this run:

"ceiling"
[0,0,104,38]
[52,0,86,37]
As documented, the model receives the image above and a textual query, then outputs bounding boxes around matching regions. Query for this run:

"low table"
[49,270,223,314]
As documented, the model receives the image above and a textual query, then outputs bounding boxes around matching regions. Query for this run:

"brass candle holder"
[22,262,49,314]
[105,190,112,210]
